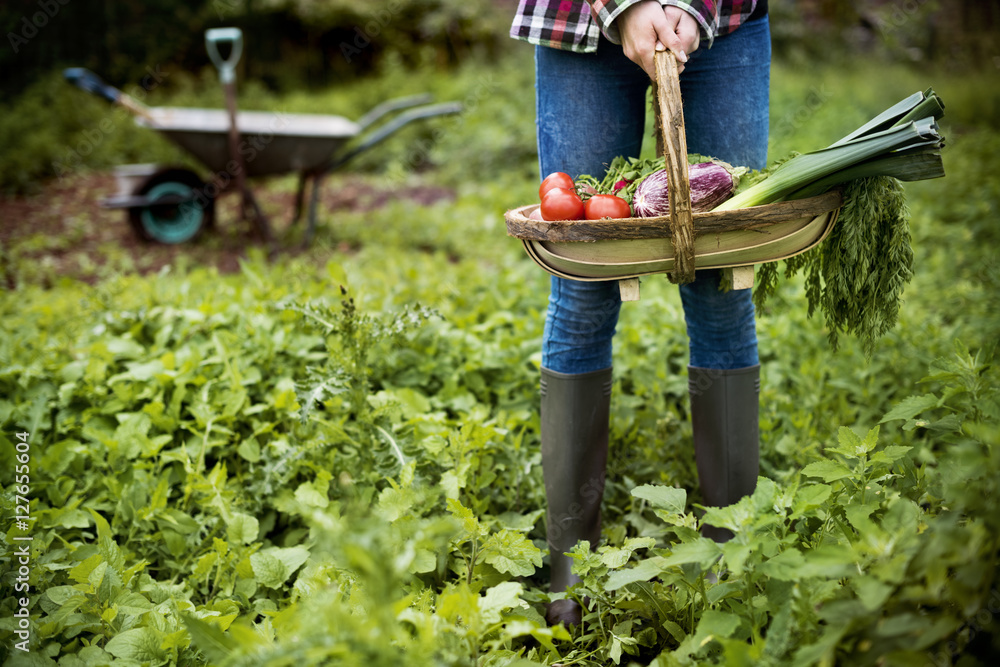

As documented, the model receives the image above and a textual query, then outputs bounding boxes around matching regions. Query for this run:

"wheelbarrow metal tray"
[138,107,361,177]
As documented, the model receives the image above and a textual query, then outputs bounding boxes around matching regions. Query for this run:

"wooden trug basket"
[505,50,842,301]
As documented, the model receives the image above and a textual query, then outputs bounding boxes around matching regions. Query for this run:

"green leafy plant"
[2,57,1000,667]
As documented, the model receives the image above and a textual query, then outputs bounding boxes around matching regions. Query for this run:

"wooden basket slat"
[653,51,695,284]
[521,208,840,282]
[505,189,842,242]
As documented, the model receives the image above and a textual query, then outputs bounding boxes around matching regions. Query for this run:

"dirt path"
[0,170,453,287]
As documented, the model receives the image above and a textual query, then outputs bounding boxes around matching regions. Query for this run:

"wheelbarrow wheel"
[127,168,214,244]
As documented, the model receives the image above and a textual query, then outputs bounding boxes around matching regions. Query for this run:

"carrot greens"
[742,88,945,355]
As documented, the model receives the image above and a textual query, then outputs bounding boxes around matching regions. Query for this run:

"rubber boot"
[540,366,612,627]
[688,365,760,543]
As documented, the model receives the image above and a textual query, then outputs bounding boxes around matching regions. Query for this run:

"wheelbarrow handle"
[356,94,433,131]
[63,67,155,122]
[63,67,120,104]
[205,27,244,85]
[323,101,464,173]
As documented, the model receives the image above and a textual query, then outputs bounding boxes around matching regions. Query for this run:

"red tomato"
[584,194,631,220]
[539,172,575,200]
[540,188,584,221]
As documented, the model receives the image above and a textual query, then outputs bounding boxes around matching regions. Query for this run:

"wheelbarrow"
[64,27,462,250]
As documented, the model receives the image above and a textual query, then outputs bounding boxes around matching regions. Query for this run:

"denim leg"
[680,269,760,369]
[535,40,650,374]
[679,18,771,172]
[542,276,621,373]
[679,18,771,370]
[536,19,771,372]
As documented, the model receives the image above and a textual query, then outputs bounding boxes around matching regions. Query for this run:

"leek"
[733,89,947,356]
[715,89,945,210]
[787,148,944,200]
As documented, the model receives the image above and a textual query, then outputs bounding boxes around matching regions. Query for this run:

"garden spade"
[205,27,274,248]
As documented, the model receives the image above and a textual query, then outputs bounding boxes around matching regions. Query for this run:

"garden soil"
[0,170,453,288]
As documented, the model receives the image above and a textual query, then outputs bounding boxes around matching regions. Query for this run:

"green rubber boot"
[540,366,612,626]
[688,365,760,543]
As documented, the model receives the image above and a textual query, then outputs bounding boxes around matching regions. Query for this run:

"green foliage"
[0,253,549,664]
[557,350,998,665]
[3,56,1000,666]
[0,72,188,195]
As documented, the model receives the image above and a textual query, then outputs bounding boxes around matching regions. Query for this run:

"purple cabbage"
[632,161,737,217]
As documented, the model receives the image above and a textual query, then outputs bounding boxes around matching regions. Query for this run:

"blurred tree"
[2,0,214,96]
[1,0,512,97]
[771,0,997,66]
[925,0,999,66]
[3,0,993,100]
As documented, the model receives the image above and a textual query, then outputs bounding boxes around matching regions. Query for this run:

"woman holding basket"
[509,0,771,626]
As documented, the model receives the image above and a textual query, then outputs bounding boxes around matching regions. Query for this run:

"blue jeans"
[536,18,771,374]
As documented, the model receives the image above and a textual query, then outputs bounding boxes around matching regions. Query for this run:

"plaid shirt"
[510,0,763,53]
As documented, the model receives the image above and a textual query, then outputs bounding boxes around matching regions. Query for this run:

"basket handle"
[652,50,696,284]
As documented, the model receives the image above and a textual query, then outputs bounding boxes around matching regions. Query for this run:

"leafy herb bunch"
[755,175,914,356]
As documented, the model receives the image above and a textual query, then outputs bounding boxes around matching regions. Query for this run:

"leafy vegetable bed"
[1,245,997,666]
[2,56,1000,666]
